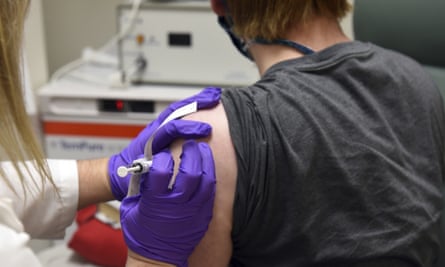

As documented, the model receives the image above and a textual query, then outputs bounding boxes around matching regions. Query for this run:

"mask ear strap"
[254,38,315,55]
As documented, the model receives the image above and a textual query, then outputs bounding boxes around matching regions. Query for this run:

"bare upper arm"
[169,103,237,267]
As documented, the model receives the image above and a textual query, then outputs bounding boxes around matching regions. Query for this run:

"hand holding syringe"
[119,101,199,196]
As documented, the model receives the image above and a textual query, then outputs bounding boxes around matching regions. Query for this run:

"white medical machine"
[39,77,202,160]
[39,1,257,160]
[118,1,259,86]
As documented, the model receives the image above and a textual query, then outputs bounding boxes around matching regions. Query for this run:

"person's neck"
[249,15,351,75]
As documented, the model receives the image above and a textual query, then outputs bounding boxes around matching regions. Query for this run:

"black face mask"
[217,16,315,61]
[218,16,253,60]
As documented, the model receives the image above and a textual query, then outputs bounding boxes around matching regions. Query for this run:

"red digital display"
[115,100,124,111]
[99,99,154,113]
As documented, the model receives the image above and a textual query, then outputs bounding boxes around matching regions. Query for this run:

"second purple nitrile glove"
[108,87,221,200]
[120,140,216,267]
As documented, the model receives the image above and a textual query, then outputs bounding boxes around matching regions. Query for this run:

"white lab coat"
[0,160,79,266]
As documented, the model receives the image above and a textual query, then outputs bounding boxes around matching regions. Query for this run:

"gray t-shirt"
[221,41,445,267]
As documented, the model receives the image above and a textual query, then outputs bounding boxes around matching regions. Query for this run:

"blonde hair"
[0,0,54,195]
[226,0,352,40]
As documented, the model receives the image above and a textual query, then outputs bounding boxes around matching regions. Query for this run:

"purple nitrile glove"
[120,140,216,267]
[108,87,221,200]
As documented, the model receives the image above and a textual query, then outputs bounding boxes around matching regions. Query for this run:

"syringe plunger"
[117,159,152,178]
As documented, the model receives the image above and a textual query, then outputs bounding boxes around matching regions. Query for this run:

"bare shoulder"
[183,103,237,267]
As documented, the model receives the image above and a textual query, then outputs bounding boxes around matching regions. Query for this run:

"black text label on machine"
[46,136,131,160]
[58,140,104,152]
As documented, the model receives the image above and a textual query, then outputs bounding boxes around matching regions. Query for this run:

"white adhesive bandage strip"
[152,101,198,189]
[160,101,198,128]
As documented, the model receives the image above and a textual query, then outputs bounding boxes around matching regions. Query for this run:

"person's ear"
[211,0,226,16]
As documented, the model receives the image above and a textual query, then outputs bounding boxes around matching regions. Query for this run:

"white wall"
[24,0,49,91]
[41,0,122,76]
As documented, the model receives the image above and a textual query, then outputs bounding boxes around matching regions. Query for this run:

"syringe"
[117,158,152,178]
